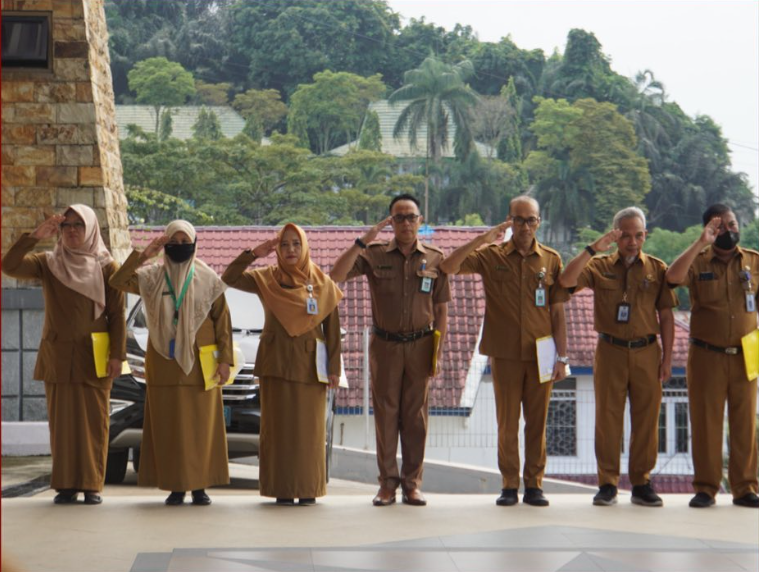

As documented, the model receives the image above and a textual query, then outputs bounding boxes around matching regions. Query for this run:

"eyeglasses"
[60,222,85,231]
[511,216,540,227]
[391,214,420,224]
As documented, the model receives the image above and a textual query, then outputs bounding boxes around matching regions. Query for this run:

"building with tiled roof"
[328,100,495,158]
[129,226,702,490]
[116,105,247,140]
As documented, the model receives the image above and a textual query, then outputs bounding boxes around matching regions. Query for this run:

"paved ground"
[2,459,758,572]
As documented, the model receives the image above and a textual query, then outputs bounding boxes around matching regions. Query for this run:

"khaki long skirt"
[138,384,230,492]
[259,377,327,499]
[44,382,110,492]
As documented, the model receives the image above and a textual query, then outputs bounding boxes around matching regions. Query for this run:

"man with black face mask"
[667,204,759,509]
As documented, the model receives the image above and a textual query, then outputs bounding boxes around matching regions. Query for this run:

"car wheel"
[325,388,336,483]
[132,447,140,473]
[104,449,128,484]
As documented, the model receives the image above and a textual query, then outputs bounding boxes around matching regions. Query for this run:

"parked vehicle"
[106,288,339,484]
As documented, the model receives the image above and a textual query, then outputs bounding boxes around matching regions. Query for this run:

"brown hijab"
[252,223,343,337]
[45,204,113,319]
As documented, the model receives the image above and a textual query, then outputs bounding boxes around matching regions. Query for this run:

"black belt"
[690,338,742,355]
[599,333,657,349]
[373,326,434,343]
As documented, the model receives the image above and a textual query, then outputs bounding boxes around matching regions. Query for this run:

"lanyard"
[164,265,194,325]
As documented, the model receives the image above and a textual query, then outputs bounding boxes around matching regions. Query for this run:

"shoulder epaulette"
[742,247,759,257]
[538,243,562,258]
[367,241,389,248]
[422,243,444,254]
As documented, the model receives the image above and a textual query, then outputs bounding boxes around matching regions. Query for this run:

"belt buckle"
[726,347,738,355]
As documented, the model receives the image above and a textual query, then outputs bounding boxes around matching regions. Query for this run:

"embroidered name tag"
[601,272,617,279]
[495,265,509,271]
[698,272,716,281]
[375,264,393,270]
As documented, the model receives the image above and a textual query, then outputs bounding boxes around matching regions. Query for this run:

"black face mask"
[164,242,196,263]
[714,230,740,251]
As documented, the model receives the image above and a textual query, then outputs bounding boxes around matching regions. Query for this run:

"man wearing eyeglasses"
[559,207,677,508]
[440,196,569,507]
[330,194,450,507]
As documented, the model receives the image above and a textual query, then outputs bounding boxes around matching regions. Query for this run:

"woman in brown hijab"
[109,220,232,505]
[1,205,126,505]
[222,223,342,505]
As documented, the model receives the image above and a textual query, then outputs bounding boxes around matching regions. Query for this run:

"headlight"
[126,353,145,382]
[109,399,134,415]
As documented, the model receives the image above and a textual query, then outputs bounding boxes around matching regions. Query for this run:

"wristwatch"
[556,355,570,365]
[584,245,597,256]
[354,238,367,249]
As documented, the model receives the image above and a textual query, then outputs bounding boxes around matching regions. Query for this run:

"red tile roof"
[129,227,690,410]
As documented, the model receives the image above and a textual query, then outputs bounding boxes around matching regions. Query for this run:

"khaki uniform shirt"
[347,239,451,333]
[222,251,341,383]
[684,246,759,347]
[110,250,234,387]
[576,251,677,338]
[1,233,126,387]
[459,239,569,360]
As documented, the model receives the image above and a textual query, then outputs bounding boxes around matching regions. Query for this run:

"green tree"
[192,107,223,140]
[359,110,382,151]
[389,56,480,218]
[125,185,214,226]
[232,88,288,135]
[127,57,196,133]
[158,110,173,141]
[194,80,232,106]
[287,70,386,154]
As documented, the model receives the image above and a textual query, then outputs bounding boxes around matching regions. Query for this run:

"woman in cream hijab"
[110,220,232,506]
[222,223,342,505]
[1,205,125,505]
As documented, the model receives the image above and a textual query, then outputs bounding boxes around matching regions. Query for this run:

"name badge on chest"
[747,293,756,313]
[306,283,318,315]
[420,276,433,293]
[535,268,547,307]
[740,267,756,313]
[616,302,631,323]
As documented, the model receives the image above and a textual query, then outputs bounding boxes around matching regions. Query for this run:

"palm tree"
[389,56,480,219]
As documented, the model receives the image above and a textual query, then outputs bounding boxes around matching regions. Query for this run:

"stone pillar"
[1,0,129,422]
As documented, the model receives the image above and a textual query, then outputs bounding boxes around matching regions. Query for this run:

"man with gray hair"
[559,206,677,507]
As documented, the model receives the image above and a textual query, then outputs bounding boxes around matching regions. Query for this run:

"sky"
[386,0,759,197]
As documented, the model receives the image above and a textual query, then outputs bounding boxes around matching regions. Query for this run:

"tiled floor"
[130,525,759,572]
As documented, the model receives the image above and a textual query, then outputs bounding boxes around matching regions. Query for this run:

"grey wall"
[1,288,47,421]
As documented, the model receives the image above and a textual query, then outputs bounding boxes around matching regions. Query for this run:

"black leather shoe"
[689,492,715,508]
[83,492,103,505]
[276,498,295,506]
[53,490,78,504]
[496,488,518,506]
[733,492,759,508]
[523,487,549,507]
[191,489,211,506]
[631,482,663,507]
[298,498,316,505]
[593,484,618,506]
[165,492,186,506]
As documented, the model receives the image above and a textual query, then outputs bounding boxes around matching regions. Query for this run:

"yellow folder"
[741,329,759,382]
[91,332,131,379]
[200,343,241,391]
[430,330,442,376]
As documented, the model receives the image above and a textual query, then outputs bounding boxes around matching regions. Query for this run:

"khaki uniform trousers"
[594,340,661,487]
[369,334,434,492]
[688,345,758,498]
[490,358,552,490]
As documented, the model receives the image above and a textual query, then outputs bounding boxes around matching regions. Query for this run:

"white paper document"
[536,335,571,383]
[316,338,329,383]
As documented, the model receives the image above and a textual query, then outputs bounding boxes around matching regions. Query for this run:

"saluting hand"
[215,362,231,386]
[252,238,278,259]
[107,358,122,380]
[481,219,513,244]
[591,229,623,253]
[140,236,169,262]
[700,217,722,245]
[361,216,393,245]
[30,214,65,240]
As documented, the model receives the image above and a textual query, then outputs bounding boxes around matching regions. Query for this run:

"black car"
[106,288,340,484]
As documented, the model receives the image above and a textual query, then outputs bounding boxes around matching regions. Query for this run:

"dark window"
[658,404,667,453]
[1,14,51,69]
[546,380,576,456]
[675,402,689,453]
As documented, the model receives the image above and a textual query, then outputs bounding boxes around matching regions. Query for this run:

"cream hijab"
[46,204,113,319]
[252,223,343,337]
[135,220,227,375]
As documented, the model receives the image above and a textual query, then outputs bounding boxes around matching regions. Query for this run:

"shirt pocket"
[416,269,438,294]
[372,269,397,294]
[595,277,620,302]
[695,277,721,303]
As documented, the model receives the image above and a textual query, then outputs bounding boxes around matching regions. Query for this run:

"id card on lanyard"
[740,267,756,313]
[164,265,195,358]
